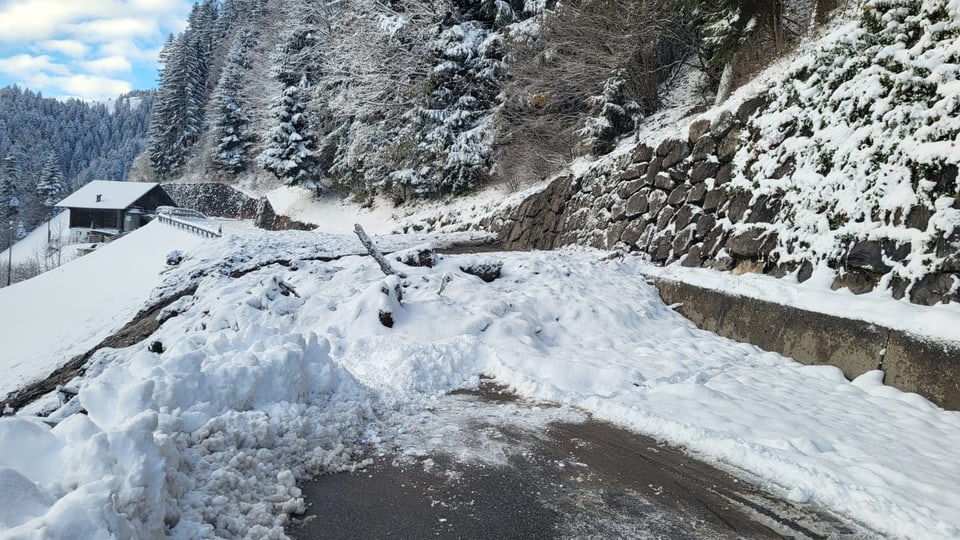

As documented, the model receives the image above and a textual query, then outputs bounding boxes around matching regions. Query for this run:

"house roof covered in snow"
[56,181,162,211]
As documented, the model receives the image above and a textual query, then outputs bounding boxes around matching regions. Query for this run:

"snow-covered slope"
[0,221,206,403]
[0,222,959,538]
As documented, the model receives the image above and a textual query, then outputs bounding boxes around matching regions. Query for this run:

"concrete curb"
[653,278,960,411]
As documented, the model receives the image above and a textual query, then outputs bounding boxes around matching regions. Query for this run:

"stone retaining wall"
[482,95,960,306]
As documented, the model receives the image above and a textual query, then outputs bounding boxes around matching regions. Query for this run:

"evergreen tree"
[577,72,641,155]
[257,81,321,186]
[211,28,256,174]
[0,156,19,221]
[147,0,219,179]
[36,154,66,212]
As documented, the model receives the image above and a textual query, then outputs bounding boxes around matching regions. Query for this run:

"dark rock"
[647,190,668,216]
[767,261,798,278]
[396,247,437,268]
[702,226,727,258]
[617,179,646,199]
[636,223,658,250]
[691,136,717,162]
[657,138,681,157]
[605,222,628,248]
[707,254,736,271]
[714,163,733,186]
[726,191,753,222]
[797,260,814,283]
[460,260,503,282]
[651,231,675,262]
[673,225,696,254]
[620,221,645,246]
[695,214,717,239]
[619,163,647,182]
[148,341,164,354]
[667,185,690,206]
[746,195,782,224]
[661,140,690,169]
[674,205,700,231]
[632,144,655,163]
[737,96,768,123]
[686,184,708,205]
[610,201,626,221]
[669,167,689,183]
[845,241,891,273]
[688,119,711,143]
[710,110,736,139]
[831,270,878,295]
[717,129,741,162]
[681,244,704,267]
[909,273,958,306]
[890,275,909,299]
[166,250,184,266]
[690,161,720,184]
[770,157,795,180]
[727,226,778,258]
[644,158,663,185]
[653,173,677,191]
[883,240,912,262]
[625,189,650,218]
[378,310,394,328]
[703,189,727,213]
[906,204,933,231]
[656,206,676,230]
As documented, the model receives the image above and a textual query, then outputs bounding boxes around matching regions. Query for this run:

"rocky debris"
[460,259,504,283]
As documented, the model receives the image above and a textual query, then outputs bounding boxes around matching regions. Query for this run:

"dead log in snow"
[354,223,403,278]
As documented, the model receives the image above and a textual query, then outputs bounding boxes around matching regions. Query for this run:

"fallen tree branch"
[354,223,402,277]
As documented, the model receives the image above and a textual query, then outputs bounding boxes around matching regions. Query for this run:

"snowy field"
[0,219,958,539]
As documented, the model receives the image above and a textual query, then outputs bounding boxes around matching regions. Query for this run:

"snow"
[4,3,960,538]
[0,221,206,402]
[1,219,960,539]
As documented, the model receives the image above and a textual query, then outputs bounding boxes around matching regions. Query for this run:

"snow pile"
[731,0,960,280]
[2,228,960,538]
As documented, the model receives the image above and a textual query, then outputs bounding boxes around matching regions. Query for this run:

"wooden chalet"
[55,181,176,242]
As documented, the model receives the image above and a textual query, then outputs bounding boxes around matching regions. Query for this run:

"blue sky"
[0,0,194,101]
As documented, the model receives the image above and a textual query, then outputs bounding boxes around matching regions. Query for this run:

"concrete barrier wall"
[654,278,960,411]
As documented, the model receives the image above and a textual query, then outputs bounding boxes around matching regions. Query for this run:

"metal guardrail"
[157,214,222,238]
[156,206,209,220]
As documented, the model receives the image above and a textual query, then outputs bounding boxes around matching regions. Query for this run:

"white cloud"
[0,0,191,98]
[59,74,132,100]
[0,54,70,77]
[81,55,132,74]
[64,18,160,42]
[37,39,89,58]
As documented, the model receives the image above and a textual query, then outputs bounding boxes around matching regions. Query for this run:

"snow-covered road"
[0,226,958,538]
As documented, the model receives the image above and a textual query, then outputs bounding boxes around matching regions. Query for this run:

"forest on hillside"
[146,0,831,202]
[0,87,155,250]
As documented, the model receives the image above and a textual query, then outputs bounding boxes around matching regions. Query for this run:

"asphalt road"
[289,381,877,539]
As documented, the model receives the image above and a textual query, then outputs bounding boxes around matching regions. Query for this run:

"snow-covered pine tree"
[415,20,505,195]
[257,80,322,187]
[577,71,641,155]
[147,0,219,179]
[0,154,20,210]
[211,28,257,174]
[35,154,66,214]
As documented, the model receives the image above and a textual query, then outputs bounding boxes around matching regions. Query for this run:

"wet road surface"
[290,381,877,539]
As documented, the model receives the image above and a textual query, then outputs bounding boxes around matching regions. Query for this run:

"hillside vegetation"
[0,88,154,250]
[143,0,806,201]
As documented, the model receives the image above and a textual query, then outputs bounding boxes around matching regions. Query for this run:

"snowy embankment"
[0,221,207,403]
[0,224,959,538]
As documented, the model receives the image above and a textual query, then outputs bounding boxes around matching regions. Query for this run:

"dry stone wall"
[484,95,960,307]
